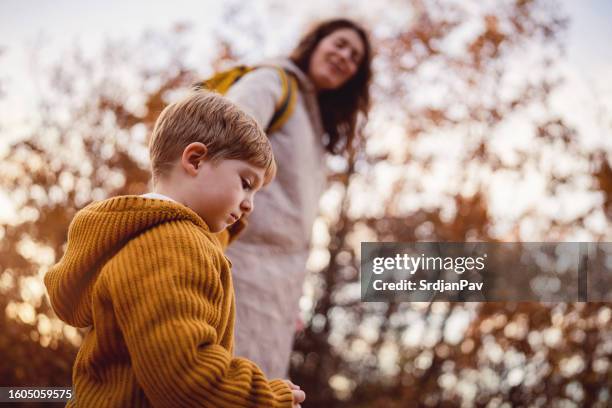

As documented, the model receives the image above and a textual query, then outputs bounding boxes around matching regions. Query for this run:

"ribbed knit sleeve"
[103,220,294,408]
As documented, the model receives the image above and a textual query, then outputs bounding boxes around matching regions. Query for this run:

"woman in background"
[225,18,373,378]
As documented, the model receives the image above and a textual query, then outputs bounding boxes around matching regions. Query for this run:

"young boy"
[44,91,305,407]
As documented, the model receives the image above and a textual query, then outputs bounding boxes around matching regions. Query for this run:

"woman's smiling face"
[307,28,365,91]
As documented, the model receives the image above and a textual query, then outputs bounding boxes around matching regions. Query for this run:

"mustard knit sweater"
[44,196,293,407]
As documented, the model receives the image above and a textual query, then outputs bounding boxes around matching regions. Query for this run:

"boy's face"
[183,150,266,233]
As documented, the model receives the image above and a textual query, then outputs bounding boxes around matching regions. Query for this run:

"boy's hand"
[283,380,305,407]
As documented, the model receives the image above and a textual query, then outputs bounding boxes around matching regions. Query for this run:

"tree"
[289,1,611,406]
[0,24,193,387]
[0,1,610,407]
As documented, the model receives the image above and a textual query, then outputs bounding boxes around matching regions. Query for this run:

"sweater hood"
[264,58,316,94]
[45,196,207,327]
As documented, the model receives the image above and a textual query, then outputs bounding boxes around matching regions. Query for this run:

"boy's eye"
[241,177,252,191]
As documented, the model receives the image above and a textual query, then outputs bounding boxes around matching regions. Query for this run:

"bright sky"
[0,0,609,123]
[1,1,609,122]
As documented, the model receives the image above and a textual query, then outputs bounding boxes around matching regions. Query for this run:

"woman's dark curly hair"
[290,18,373,155]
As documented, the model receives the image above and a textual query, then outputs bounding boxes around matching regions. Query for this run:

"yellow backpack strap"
[194,65,297,133]
[266,67,298,133]
[193,65,253,94]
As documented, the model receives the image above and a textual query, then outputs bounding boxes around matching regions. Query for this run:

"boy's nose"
[241,198,253,214]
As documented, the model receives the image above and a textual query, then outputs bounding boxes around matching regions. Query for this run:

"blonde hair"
[149,91,276,184]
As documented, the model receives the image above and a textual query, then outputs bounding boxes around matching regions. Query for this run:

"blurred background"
[0,0,610,406]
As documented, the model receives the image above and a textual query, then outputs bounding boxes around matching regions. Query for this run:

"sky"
[0,0,611,235]
[561,0,612,69]
[1,0,610,139]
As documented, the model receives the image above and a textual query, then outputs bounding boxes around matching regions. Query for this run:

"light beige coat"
[225,59,326,378]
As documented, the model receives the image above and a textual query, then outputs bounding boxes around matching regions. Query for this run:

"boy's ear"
[181,142,208,176]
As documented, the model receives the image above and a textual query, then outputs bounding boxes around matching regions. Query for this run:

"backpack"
[194,65,298,133]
